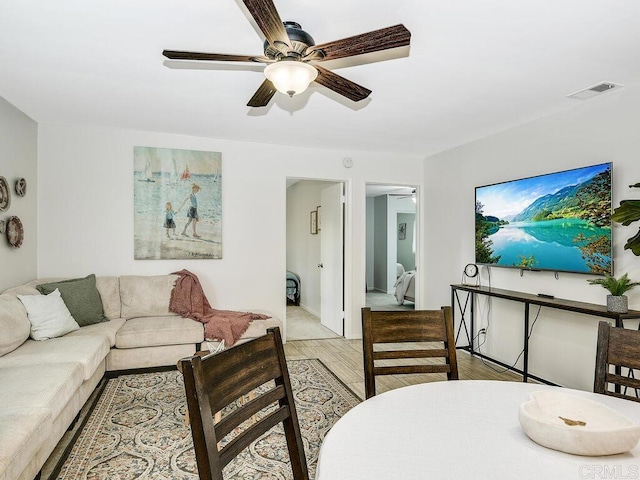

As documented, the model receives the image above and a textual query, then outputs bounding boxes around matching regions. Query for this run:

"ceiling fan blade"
[242,0,290,48]
[247,79,277,107]
[314,66,371,102]
[163,50,267,63]
[306,24,411,62]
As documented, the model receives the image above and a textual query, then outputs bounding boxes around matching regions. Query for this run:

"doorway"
[286,179,346,340]
[365,183,418,311]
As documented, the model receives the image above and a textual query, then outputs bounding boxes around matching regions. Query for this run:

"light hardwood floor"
[283,337,522,400]
[286,306,340,340]
[365,291,415,311]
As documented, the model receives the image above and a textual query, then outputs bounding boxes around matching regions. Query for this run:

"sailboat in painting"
[138,158,155,182]
[181,165,191,181]
[168,158,179,186]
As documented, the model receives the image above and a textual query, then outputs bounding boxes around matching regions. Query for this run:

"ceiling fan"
[162,0,411,107]
[389,189,417,202]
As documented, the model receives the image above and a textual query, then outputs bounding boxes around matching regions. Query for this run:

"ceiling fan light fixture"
[264,60,317,97]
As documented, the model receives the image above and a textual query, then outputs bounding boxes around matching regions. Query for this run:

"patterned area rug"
[56,359,360,480]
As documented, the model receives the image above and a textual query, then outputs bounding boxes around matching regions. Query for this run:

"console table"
[450,284,640,384]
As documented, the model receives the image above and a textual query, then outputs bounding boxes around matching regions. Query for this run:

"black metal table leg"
[523,302,530,383]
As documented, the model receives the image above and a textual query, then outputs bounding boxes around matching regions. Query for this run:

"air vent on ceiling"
[567,82,622,100]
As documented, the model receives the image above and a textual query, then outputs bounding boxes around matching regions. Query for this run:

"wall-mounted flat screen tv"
[475,162,612,275]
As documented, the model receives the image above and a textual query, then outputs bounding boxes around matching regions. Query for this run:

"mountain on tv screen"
[475,163,612,275]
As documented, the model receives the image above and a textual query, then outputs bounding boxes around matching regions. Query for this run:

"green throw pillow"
[36,274,107,327]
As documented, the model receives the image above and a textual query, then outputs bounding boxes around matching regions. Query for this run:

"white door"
[320,183,344,335]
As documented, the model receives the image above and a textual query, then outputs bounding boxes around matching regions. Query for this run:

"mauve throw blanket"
[169,269,269,346]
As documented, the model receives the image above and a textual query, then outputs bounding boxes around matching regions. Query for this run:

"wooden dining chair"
[594,321,640,402]
[361,306,458,399]
[180,327,309,480]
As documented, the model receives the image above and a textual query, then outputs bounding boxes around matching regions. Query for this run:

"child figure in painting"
[164,202,177,238]
[179,183,201,238]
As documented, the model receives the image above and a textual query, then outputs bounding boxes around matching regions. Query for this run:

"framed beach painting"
[134,146,222,260]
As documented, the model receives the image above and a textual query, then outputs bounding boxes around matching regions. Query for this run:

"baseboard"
[370,288,390,294]
[105,365,178,378]
[297,303,320,318]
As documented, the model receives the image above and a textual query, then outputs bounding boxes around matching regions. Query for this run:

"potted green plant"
[587,273,640,313]
[611,183,640,256]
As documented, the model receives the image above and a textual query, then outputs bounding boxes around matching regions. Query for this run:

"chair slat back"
[607,327,640,370]
[594,321,640,403]
[370,310,446,344]
[197,335,284,415]
[362,306,458,399]
[181,327,309,480]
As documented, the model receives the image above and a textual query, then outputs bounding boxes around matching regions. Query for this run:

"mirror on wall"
[365,184,417,311]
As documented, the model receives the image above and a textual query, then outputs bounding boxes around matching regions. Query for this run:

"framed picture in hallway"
[133,146,222,260]
[398,222,407,240]
[310,210,318,235]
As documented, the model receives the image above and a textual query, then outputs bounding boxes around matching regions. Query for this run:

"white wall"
[365,197,375,290]
[37,122,423,339]
[424,84,640,390]
[372,195,388,291]
[0,96,37,291]
[397,212,415,272]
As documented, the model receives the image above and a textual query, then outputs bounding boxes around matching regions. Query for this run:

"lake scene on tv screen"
[475,163,612,275]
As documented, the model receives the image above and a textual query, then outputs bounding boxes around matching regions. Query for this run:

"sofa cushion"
[115,316,204,349]
[242,316,283,340]
[106,344,198,371]
[17,289,80,341]
[64,318,126,347]
[0,335,109,380]
[36,274,107,326]
[205,316,283,349]
[96,276,121,320]
[119,275,179,319]
[0,284,40,296]
[0,408,51,480]
[0,294,30,357]
[0,363,83,419]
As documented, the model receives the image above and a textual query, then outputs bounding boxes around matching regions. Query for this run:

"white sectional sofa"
[0,274,281,480]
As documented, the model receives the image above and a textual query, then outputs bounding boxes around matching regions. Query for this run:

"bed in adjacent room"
[394,270,415,305]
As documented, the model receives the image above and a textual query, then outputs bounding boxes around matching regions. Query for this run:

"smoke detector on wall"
[567,82,622,100]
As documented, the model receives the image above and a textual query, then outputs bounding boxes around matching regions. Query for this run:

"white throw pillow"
[17,289,80,341]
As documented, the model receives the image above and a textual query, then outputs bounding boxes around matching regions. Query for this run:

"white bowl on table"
[519,390,640,456]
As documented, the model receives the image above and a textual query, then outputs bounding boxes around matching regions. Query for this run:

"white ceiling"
[366,185,414,197]
[2,0,640,157]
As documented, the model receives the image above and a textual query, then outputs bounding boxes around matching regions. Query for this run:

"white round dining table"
[315,380,640,480]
